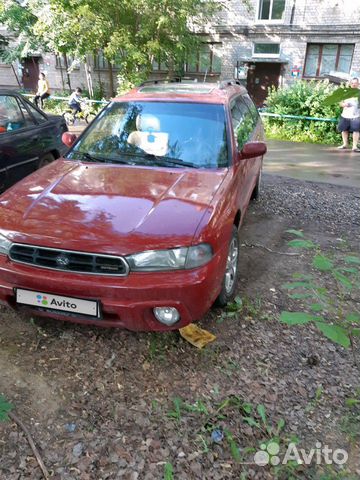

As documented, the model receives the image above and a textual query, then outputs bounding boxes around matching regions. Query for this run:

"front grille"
[9,244,129,276]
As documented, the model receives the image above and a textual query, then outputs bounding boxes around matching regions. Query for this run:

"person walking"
[34,72,51,110]
[337,77,360,153]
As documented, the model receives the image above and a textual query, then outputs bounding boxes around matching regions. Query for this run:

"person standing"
[337,77,360,153]
[34,72,51,109]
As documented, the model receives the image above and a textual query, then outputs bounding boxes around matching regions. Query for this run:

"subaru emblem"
[56,254,70,267]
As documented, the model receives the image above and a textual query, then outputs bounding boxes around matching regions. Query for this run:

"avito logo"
[50,298,77,309]
[37,294,48,305]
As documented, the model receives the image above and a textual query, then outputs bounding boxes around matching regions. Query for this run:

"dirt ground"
[0,175,359,480]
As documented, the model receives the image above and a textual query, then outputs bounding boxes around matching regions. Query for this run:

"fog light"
[153,307,180,326]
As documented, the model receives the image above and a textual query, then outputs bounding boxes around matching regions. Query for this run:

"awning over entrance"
[239,57,288,64]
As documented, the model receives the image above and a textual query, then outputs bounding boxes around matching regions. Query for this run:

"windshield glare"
[68,101,229,168]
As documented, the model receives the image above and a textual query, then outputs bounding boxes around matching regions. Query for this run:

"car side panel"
[0,128,40,190]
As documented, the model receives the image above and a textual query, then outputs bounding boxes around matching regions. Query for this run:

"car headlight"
[0,233,12,255]
[126,244,213,272]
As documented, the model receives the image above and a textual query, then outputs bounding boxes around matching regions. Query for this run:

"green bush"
[263,80,342,144]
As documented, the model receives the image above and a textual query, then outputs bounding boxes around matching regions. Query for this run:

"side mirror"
[239,141,267,160]
[62,132,77,148]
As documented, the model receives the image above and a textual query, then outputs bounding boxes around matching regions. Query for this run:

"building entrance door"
[247,62,281,107]
[21,57,40,91]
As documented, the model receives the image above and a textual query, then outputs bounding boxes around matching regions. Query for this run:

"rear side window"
[230,96,256,149]
[15,98,36,128]
[243,94,260,122]
[26,101,47,124]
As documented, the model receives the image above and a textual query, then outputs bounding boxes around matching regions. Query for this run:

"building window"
[185,44,221,74]
[152,57,168,72]
[94,51,121,70]
[304,44,354,77]
[258,0,285,21]
[253,43,280,57]
[55,55,79,70]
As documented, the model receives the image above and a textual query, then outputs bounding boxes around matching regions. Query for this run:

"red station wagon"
[0,80,266,331]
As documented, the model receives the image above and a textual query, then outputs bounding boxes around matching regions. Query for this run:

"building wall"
[212,0,360,85]
[1,0,360,95]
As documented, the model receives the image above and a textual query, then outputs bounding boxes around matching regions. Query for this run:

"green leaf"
[312,254,333,271]
[243,416,260,428]
[345,398,359,408]
[285,229,304,237]
[242,403,253,414]
[310,303,324,312]
[352,328,360,337]
[0,395,13,422]
[289,293,314,299]
[257,404,267,424]
[282,281,313,290]
[287,239,315,249]
[293,273,313,280]
[333,270,353,290]
[225,431,241,462]
[323,87,360,106]
[280,312,315,325]
[164,462,174,480]
[276,418,285,433]
[346,313,360,323]
[315,322,350,348]
[344,255,360,265]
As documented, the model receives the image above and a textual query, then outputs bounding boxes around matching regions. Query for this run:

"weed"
[305,385,324,413]
[164,462,174,480]
[167,397,183,423]
[147,332,178,361]
[340,389,360,442]
[0,394,13,421]
[280,230,360,363]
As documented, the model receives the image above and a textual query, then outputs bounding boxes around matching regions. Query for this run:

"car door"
[230,95,258,210]
[22,98,63,158]
[0,94,40,190]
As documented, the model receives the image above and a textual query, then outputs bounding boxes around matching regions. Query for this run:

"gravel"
[259,174,360,231]
[0,174,359,480]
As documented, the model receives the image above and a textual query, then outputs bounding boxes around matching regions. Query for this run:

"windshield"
[67,101,229,168]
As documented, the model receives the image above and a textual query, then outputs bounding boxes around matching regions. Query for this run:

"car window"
[0,95,34,133]
[68,102,229,168]
[15,98,36,128]
[243,94,260,122]
[230,96,256,150]
[25,101,47,124]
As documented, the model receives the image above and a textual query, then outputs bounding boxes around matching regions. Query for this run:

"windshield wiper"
[72,151,131,165]
[143,154,200,169]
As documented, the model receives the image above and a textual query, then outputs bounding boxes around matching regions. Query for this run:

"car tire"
[251,168,262,201]
[215,225,240,307]
[38,153,55,169]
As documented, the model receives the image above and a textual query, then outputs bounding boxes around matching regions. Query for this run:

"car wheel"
[251,167,262,201]
[215,225,239,307]
[38,153,55,169]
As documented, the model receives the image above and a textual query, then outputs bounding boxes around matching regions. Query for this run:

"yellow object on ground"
[179,323,216,349]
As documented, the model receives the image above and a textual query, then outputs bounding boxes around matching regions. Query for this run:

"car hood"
[0,160,228,255]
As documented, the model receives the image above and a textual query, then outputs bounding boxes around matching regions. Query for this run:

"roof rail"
[139,77,183,87]
[218,79,242,89]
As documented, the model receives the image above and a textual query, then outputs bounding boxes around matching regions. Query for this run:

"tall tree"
[1,0,227,93]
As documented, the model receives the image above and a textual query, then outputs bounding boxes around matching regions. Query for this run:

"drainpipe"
[290,0,297,26]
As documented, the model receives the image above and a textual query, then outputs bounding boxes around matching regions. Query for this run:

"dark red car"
[0,80,266,331]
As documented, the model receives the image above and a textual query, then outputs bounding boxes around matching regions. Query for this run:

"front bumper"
[0,248,227,331]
